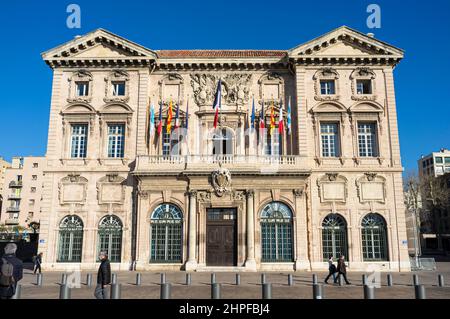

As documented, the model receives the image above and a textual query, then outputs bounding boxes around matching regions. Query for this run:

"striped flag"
[250,97,256,131]
[166,99,173,133]
[269,101,275,135]
[287,96,292,135]
[213,79,222,129]
[149,102,155,138]
[174,102,180,128]
[278,99,284,134]
[185,100,189,130]
[259,101,265,129]
[157,102,163,135]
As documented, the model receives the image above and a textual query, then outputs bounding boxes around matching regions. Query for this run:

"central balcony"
[133,155,310,176]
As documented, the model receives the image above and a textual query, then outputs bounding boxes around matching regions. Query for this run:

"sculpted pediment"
[289,26,403,58]
[42,28,157,61]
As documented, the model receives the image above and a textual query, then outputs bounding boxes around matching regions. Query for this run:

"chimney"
[74,35,82,39]
[367,33,375,38]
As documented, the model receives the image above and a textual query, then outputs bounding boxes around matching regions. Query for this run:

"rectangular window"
[445,157,450,164]
[29,199,35,206]
[320,80,336,95]
[264,131,281,156]
[320,123,340,157]
[32,163,39,168]
[70,124,88,158]
[356,80,372,94]
[32,175,37,180]
[107,124,125,158]
[435,157,443,164]
[161,126,181,156]
[31,187,36,193]
[112,81,126,96]
[358,122,378,157]
[76,82,89,96]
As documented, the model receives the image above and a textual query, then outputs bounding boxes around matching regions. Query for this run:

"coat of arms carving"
[211,167,232,196]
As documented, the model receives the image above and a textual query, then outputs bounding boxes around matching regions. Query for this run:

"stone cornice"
[290,56,402,67]
[45,57,156,69]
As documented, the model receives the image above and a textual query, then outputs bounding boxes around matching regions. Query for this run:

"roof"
[156,50,287,58]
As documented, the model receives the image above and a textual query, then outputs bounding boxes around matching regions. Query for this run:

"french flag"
[259,101,265,129]
[157,102,163,135]
[278,99,284,134]
[213,79,222,129]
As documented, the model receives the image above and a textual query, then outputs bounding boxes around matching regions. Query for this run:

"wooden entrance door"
[206,208,237,266]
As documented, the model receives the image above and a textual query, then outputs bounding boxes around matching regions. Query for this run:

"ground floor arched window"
[150,203,183,263]
[361,213,388,261]
[98,215,123,262]
[57,215,83,262]
[322,213,348,260]
[260,201,293,262]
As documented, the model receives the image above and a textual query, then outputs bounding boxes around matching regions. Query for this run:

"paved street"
[15,262,450,299]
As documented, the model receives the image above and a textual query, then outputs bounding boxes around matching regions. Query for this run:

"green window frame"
[97,215,123,263]
[57,215,83,263]
[361,213,388,261]
[260,202,293,262]
[322,214,348,261]
[150,203,183,263]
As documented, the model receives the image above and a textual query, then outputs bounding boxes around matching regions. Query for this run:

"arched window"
[361,213,388,261]
[260,202,293,262]
[98,215,123,263]
[150,203,183,263]
[58,215,83,262]
[322,214,348,260]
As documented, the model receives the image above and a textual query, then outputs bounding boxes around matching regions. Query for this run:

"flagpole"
[290,96,293,155]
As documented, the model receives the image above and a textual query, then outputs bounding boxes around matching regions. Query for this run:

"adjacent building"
[418,148,450,178]
[0,157,11,213]
[38,26,410,271]
[0,156,45,230]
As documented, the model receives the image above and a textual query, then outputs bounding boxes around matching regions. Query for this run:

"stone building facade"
[39,26,410,271]
[0,157,11,213]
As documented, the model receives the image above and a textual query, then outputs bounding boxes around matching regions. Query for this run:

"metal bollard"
[12,284,21,299]
[261,273,266,285]
[362,274,367,286]
[364,285,375,299]
[312,274,318,285]
[61,273,67,285]
[86,274,92,287]
[288,274,293,286]
[312,284,323,299]
[136,273,141,286]
[211,283,221,299]
[438,274,445,287]
[185,273,191,286]
[59,284,71,299]
[262,283,272,299]
[161,273,166,285]
[112,273,117,284]
[415,284,426,299]
[387,274,393,287]
[160,283,171,299]
[338,274,344,286]
[413,274,419,286]
[211,273,216,284]
[36,273,43,286]
[235,273,241,286]
[110,283,121,299]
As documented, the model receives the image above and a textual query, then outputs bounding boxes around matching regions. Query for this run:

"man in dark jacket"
[0,243,24,299]
[33,252,43,274]
[334,255,351,285]
[95,251,111,299]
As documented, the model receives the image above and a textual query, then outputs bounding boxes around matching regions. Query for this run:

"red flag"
[278,99,284,134]
[157,102,163,135]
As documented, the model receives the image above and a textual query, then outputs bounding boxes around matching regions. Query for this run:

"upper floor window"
[356,80,372,95]
[358,122,378,157]
[17,175,22,182]
[161,127,182,156]
[29,199,35,206]
[320,123,340,157]
[320,80,336,95]
[32,163,39,168]
[70,124,88,158]
[435,157,443,164]
[445,157,450,164]
[107,124,125,158]
[112,81,126,96]
[264,131,281,156]
[32,175,37,180]
[31,187,36,193]
[76,81,89,97]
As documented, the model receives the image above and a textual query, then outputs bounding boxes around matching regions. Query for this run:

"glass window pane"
[71,124,88,158]
[107,124,125,158]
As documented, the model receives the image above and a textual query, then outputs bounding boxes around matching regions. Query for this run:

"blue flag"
[287,97,292,135]
[251,97,256,130]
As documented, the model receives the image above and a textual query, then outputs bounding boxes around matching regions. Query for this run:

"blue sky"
[0,0,449,173]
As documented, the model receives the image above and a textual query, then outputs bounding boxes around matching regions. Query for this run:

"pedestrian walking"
[0,243,24,299]
[334,255,351,285]
[324,255,337,284]
[33,252,43,274]
[94,251,111,299]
